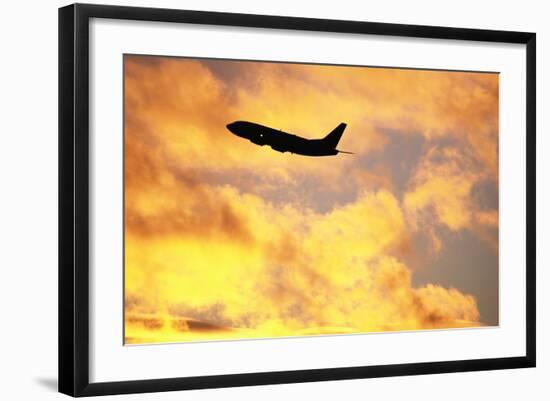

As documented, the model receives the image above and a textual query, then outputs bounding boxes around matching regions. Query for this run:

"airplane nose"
[227,121,249,139]
[226,122,239,135]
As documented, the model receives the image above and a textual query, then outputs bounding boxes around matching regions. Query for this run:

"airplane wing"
[270,144,288,153]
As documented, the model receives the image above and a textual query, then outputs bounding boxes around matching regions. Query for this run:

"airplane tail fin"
[323,123,347,148]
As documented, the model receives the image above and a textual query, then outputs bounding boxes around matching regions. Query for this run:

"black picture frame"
[59,3,536,397]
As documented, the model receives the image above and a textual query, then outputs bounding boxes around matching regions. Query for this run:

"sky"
[124,55,499,344]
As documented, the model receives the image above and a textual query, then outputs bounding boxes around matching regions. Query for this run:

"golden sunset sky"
[124,55,499,344]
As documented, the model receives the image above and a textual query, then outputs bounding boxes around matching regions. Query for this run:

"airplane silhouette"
[226,121,353,157]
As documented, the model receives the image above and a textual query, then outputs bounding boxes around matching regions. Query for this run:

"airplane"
[226,120,353,157]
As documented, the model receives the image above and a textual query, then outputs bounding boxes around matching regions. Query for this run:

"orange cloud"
[403,145,498,253]
[123,55,497,344]
[125,188,480,343]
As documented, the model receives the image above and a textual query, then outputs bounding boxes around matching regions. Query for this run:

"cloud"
[125,185,481,342]
[123,55,497,343]
[403,145,498,253]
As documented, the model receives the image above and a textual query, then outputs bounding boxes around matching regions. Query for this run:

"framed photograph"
[58,3,536,397]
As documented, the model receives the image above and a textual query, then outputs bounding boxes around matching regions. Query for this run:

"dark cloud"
[168,303,237,328]
[200,59,248,85]
[359,127,426,196]
[471,179,499,211]
[411,229,499,326]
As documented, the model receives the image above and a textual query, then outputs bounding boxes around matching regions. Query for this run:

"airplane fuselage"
[226,121,341,156]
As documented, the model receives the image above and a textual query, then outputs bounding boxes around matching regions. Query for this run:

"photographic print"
[123,55,499,345]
